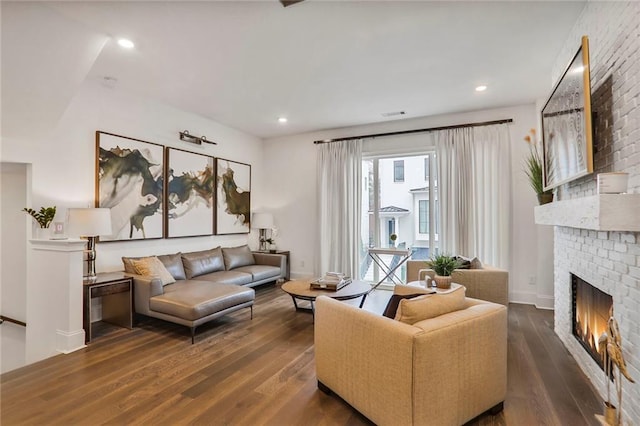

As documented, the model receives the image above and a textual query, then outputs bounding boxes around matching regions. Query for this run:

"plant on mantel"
[524,129,553,205]
[22,206,56,228]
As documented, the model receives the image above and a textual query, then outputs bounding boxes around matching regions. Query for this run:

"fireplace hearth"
[572,274,613,371]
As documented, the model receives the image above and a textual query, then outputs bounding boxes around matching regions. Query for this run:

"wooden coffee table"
[281,279,372,314]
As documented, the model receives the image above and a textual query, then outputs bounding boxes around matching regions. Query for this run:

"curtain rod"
[313,118,513,144]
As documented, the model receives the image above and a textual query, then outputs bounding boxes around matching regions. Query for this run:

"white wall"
[263,103,552,305]
[3,79,267,273]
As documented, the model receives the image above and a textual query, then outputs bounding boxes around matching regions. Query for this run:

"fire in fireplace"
[572,274,613,370]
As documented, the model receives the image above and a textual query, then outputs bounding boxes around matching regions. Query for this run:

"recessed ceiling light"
[117,38,135,49]
[475,85,487,92]
[278,117,288,123]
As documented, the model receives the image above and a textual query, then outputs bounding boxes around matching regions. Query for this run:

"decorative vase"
[537,193,554,205]
[35,227,50,240]
[433,275,452,289]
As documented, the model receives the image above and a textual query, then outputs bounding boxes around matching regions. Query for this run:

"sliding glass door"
[360,153,438,283]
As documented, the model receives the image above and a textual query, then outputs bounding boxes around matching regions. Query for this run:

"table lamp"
[252,212,274,252]
[68,208,112,279]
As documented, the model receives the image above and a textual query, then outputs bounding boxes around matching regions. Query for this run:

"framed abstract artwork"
[215,158,251,234]
[166,148,215,238]
[96,131,164,241]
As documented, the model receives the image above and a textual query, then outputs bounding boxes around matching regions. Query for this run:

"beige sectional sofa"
[406,260,509,306]
[124,245,286,343]
[315,295,507,425]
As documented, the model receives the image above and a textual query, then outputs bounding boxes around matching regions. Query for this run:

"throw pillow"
[122,256,143,274]
[469,257,483,269]
[454,255,472,269]
[158,253,186,280]
[454,255,483,270]
[394,283,435,296]
[181,247,225,278]
[382,293,424,319]
[394,285,466,324]
[222,245,255,270]
[131,256,176,285]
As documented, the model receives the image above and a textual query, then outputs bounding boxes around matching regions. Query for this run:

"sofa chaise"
[123,245,286,343]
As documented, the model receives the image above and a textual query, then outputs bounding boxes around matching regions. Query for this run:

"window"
[418,200,428,234]
[424,155,430,181]
[360,154,438,283]
[393,160,404,182]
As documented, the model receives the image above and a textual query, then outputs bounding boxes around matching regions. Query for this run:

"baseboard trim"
[56,329,86,354]
[509,291,537,305]
[535,295,555,310]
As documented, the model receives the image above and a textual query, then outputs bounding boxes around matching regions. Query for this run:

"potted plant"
[524,129,553,205]
[426,253,462,289]
[23,206,56,239]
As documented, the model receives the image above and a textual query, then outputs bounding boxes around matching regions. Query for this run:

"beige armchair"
[315,296,507,426]
[406,260,509,306]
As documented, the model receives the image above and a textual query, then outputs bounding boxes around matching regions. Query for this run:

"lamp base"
[259,229,267,252]
[85,236,98,278]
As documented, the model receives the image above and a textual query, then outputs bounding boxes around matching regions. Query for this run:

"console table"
[83,272,133,343]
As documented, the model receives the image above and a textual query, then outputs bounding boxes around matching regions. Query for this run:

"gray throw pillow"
[181,247,225,278]
[454,255,483,269]
[222,245,255,270]
[454,255,472,269]
[158,252,186,280]
[469,257,483,269]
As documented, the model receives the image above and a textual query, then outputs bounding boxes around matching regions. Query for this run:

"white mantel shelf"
[534,194,640,231]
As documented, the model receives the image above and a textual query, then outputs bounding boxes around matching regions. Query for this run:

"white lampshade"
[68,208,113,237]
[252,212,274,229]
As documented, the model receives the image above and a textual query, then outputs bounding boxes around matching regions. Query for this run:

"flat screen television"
[541,35,594,191]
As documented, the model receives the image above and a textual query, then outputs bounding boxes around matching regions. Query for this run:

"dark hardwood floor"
[1,284,602,425]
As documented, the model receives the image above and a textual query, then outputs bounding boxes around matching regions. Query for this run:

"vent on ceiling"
[381,111,406,118]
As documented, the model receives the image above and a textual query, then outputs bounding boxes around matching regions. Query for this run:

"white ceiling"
[19,1,587,139]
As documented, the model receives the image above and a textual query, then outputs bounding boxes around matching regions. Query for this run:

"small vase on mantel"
[537,192,554,205]
[35,227,51,240]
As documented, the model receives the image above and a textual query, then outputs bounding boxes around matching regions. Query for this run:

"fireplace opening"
[572,274,613,371]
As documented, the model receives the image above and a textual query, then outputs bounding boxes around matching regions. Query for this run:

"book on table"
[310,272,352,291]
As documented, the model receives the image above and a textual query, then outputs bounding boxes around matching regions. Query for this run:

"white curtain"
[435,124,511,269]
[316,139,363,278]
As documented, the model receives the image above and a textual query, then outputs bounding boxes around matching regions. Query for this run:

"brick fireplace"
[536,195,640,422]
[541,2,640,421]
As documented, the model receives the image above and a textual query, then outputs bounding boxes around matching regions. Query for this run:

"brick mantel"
[534,194,640,232]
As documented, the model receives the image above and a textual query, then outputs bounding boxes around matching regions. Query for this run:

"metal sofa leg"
[250,305,254,320]
[190,326,196,344]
